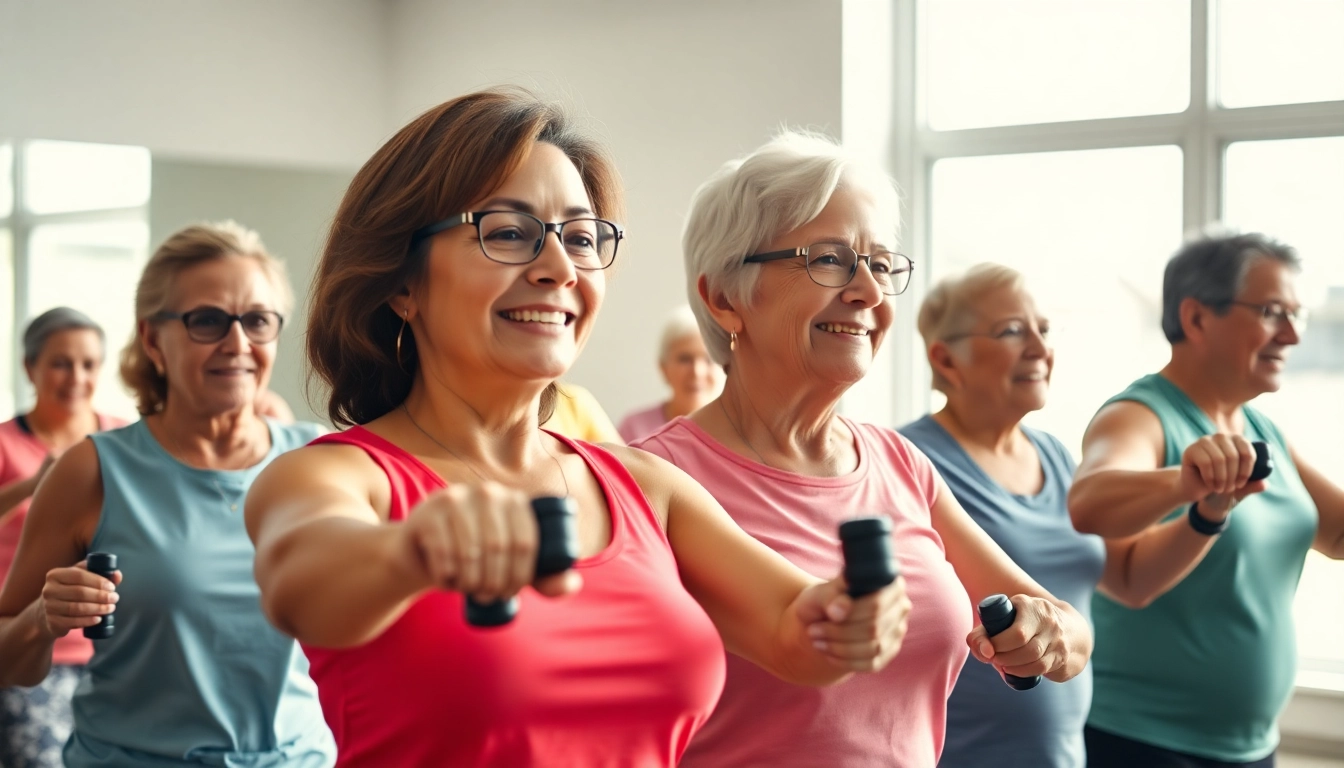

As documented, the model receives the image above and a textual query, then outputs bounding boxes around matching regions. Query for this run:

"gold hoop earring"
[395,312,408,370]
[729,331,738,352]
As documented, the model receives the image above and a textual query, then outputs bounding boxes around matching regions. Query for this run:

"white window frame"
[886,0,1344,753]
[1,139,149,410]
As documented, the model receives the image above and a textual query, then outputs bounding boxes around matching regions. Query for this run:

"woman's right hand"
[1178,433,1267,518]
[401,483,582,602]
[38,560,120,640]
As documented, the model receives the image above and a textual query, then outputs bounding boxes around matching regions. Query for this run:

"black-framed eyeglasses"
[1224,300,1308,334]
[153,308,285,344]
[411,210,624,270]
[743,243,914,296]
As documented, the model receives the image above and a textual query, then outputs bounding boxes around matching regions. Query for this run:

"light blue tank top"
[900,415,1104,768]
[1087,373,1318,762]
[68,419,335,768]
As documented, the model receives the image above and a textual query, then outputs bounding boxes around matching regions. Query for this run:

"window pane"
[0,143,12,218]
[1224,136,1344,673]
[0,230,12,417]
[925,0,1190,130]
[27,221,148,420]
[930,146,1184,454]
[1218,0,1344,108]
[23,140,151,215]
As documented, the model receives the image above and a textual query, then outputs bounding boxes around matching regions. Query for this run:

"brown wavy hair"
[308,88,624,428]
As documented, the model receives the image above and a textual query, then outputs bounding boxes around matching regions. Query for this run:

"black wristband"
[1187,502,1228,536]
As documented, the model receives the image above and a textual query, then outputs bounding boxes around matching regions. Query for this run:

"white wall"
[0,0,388,169]
[388,0,844,424]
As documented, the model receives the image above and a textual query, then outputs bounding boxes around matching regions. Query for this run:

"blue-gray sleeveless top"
[900,415,1104,768]
[68,419,335,767]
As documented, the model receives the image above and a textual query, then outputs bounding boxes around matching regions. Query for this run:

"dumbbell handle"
[978,594,1041,691]
[839,517,898,598]
[465,497,578,628]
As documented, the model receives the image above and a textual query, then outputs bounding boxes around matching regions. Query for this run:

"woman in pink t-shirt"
[0,308,126,768]
[632,132,1094,767]
[245,89,914,768]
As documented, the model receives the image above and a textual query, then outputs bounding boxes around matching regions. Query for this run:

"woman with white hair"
[616,306,721,442]
[632,132,1093,766]
[899,263,1104,768]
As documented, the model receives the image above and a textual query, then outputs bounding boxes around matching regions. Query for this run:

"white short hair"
[682,130,902,365]
[658,305,702,362]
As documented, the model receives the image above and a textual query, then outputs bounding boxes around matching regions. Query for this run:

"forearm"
[0,601,58,687]
[1069,467,1186,538]
[255,516,432,648]
[1100,515,1216,609]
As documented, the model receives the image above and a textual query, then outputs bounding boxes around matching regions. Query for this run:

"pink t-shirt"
[0,414,128,666]
[633,416,972,767]
[617,402,669,444]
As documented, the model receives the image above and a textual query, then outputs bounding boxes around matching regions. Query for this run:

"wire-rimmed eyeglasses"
[743,243,914,296]
[412,210,624,270]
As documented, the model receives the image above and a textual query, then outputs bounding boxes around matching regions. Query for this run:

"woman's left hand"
[966,594,1088,683]
[796,575,911,672]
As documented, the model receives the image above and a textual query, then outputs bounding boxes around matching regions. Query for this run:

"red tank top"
[303,427,726,767]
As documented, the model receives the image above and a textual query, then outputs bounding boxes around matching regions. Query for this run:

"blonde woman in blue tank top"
[1070,232,1344,767]
[0,222,335,767]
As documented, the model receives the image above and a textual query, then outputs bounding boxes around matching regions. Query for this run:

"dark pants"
[1086,725,1276,768]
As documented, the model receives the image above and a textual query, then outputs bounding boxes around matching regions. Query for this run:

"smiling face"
[26,328,103,416]
[942,286,1053,417]
[405,141,604,391]
[144,256,281,416]
[739,179,897,389]
[1203,256,1302,396]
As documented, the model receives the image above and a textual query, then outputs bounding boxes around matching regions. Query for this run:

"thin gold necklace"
[719,397,770,467]
[401,403,570,497]
[161,419,261,513]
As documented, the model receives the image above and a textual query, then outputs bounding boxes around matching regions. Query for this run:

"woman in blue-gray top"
[900,263,1104,768]
[0,221,335,767]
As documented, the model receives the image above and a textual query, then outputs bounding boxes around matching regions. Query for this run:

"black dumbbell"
[977,594,1041,691]
[839,517,899,597]
[1249,440,1274,483]
[83,552,117,640]
[465,497,579,627]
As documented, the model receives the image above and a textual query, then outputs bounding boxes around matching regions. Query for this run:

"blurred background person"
[1070,232,1344,768]
[0,308,127,768]
[617,305,722,443]
[900,263,1104,768]
[0,222,334,767]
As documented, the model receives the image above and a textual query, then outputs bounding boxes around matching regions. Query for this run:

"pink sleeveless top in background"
[633,417,972,768]
[302,427,726,768]
[0,414,128,666]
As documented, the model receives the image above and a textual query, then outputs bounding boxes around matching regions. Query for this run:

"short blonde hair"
[121,221,294,415]
[683,131,901,365]
[918,262,1025,393]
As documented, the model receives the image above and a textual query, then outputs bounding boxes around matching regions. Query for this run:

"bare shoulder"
[596,442,694,527]
[1079,400,1165,469]
[30,438,104,541]
[248,440,391,529]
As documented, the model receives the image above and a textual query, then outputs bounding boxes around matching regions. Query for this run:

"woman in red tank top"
[245,89,914,768]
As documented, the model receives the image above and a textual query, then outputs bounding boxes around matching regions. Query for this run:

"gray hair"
[1162,231,1300,343]
[23,307,105,365]
[918,263,1026,393]
[658,305,703,362]
[682,130,901,365]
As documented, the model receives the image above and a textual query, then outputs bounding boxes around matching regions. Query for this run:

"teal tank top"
[68,419,335,767]
[1087,373,1318,762]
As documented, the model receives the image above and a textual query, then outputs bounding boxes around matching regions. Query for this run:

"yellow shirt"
[543,383,622,444]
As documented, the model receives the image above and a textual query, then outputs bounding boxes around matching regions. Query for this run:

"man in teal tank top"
[1069,232,1344,767]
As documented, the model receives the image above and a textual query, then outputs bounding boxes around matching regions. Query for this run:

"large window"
[0,140,149,419]
[905,0,1344,689]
